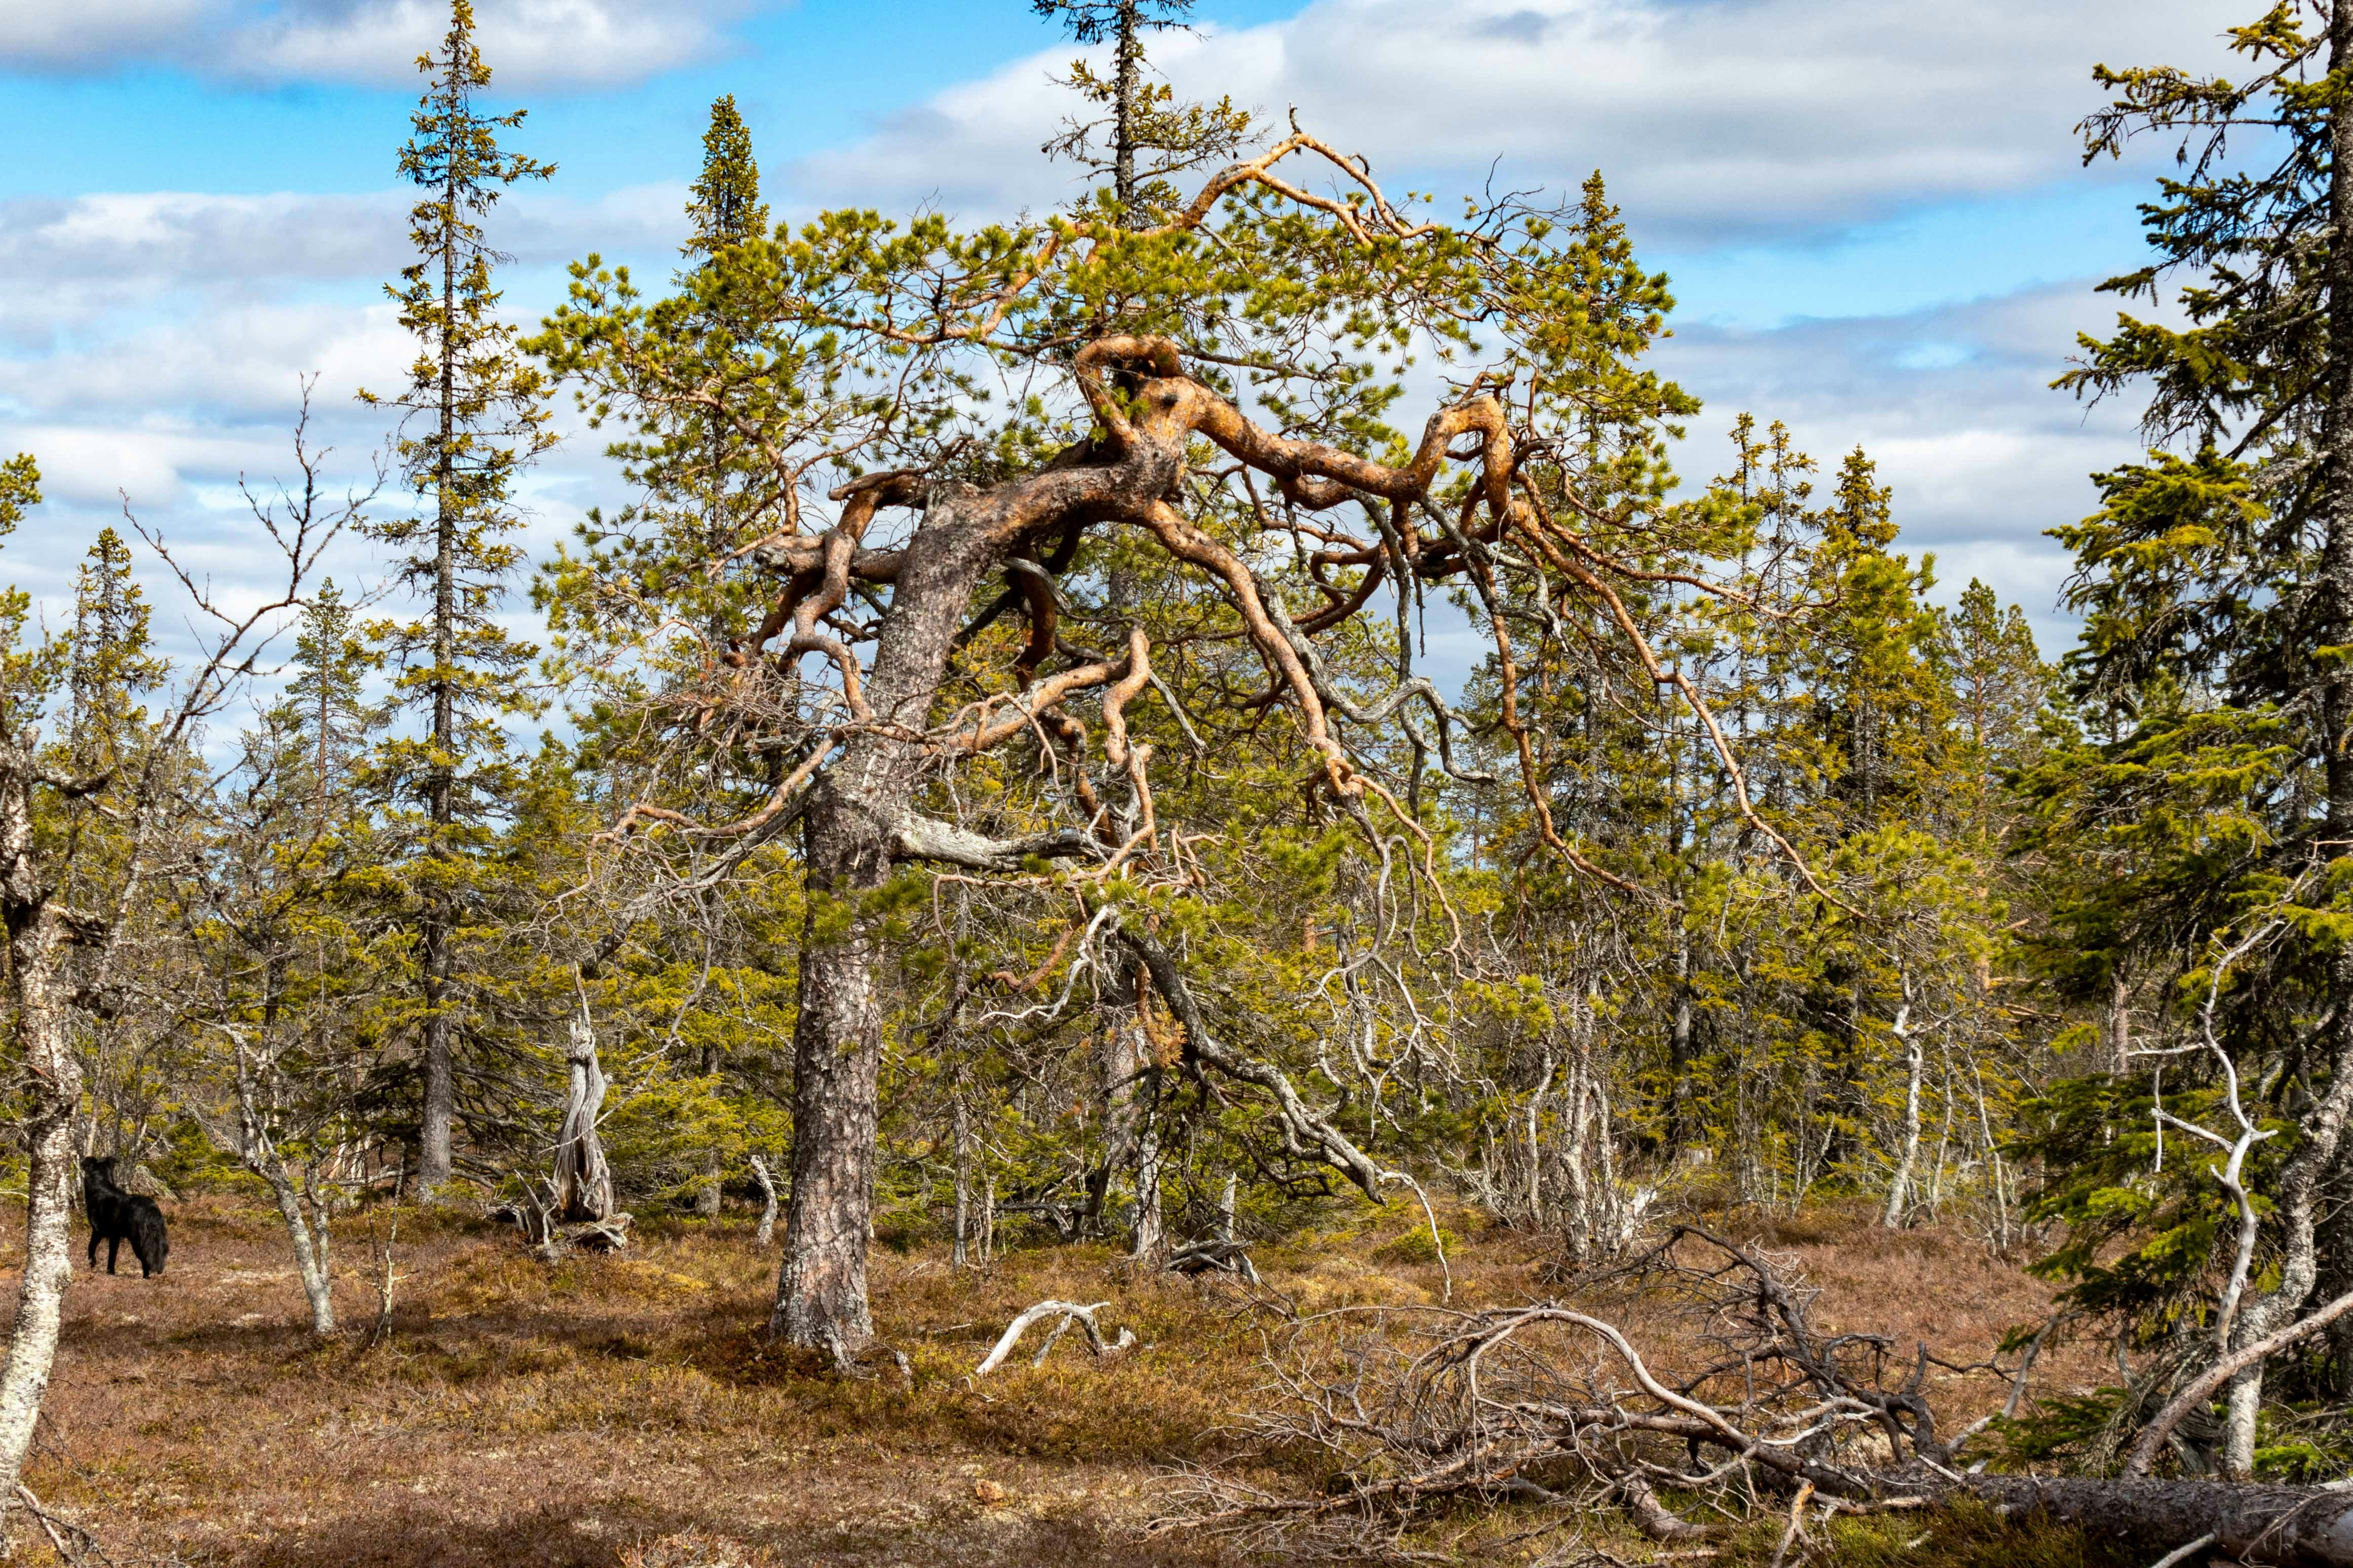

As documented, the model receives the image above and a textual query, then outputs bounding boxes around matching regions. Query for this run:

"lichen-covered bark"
[262,1171,337,1335]
[770,440,1185,1348]
[763,358,1537,1343]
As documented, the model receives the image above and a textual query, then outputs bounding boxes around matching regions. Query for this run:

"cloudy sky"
[0,0,2234,681]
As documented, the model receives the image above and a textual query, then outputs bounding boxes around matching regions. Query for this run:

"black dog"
[81,1157,167,1277]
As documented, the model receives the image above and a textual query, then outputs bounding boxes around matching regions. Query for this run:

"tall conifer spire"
[359,0,554,1197]
[685,95,767,258]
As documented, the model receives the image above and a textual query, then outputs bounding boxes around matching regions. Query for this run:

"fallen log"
[972,1298,1135,1377]
[1159,1226,2353,1567]
[536,1213,632,1259]
[1962,1475,2353,1568]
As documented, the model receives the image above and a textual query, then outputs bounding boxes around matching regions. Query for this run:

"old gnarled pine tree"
[535,120,1813,1349]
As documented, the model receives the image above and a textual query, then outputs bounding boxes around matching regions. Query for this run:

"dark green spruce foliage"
[2018,1,2353,1472]
[359,0,555,1192]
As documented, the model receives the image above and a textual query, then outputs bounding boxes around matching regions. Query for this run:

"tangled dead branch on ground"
[1153,1227,2353,1566]
[972,1298,1137,1377]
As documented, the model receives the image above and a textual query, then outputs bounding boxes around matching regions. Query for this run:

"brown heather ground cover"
[0,1194,2135,1567]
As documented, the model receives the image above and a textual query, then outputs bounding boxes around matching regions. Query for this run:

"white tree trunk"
[0,770,80,1528]
[749,1154,777,1247]
[1882,1003,1922,1230]
[263,1170,336,1335]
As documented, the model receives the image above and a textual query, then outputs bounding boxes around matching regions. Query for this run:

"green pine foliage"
[19,0,2346,1495]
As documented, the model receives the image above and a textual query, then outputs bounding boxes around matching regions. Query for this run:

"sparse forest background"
[4,0,2353,1562]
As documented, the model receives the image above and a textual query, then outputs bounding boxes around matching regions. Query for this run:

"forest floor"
[0,1194,2138,1567]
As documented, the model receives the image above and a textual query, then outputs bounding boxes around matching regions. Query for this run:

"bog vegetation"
[5,0,2353,1563]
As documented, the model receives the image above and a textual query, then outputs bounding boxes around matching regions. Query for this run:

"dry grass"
[0,1194,2123,1566]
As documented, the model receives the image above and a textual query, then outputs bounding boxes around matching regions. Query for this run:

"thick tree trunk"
[772,827,890,1346]
[1963,1475,2353,1568]
[0,773,80,1524]
[772,490,1017,1348]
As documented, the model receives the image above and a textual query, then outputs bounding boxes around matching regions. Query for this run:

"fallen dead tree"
[972,1299,1137,1378]
[1166,1237,1261,1284]
[1153,1227,2353,1565]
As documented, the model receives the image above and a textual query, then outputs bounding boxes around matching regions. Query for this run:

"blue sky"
[0,0,2232,670]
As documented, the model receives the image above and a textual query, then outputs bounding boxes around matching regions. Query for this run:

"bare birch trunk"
[0,766,81,1523]
[263,1170,336,1335]
[1882,1002,1922,1230]
[750,1155,777,1246]
[1561,1052,1594,1263]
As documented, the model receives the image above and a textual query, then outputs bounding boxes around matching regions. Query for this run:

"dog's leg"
[106,1235,120,1275]
[87,1229,98,1270]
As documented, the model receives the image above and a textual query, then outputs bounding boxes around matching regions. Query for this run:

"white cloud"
[0,184,686,348]
[1654,282,2161,646]
[0,0,772,91]
[0,177,693,681]
[790,0,2234,244]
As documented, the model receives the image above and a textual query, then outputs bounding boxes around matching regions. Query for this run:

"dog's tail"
[131,1204,168,1275]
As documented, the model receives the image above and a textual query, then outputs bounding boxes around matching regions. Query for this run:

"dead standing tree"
[537,128,1823,1353]
[549,991,624,1246]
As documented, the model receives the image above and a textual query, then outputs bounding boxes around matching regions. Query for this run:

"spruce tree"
[278,581,386,828]
[1033,0,1249,222]
[683,95,767,260]
[533,96,791,1220]
[2028,1,2353,1473]
[360,0,554,1195]
[65,527,164,772]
